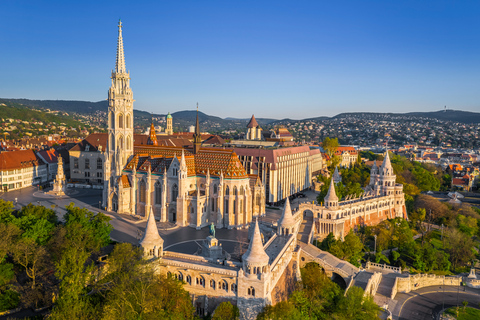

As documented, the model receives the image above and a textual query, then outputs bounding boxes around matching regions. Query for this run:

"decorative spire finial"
[115,20,126,74]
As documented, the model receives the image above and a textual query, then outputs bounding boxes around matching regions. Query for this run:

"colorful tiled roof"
[125,146,248,179]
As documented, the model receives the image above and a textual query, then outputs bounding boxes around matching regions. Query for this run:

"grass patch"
[445,306,480,320]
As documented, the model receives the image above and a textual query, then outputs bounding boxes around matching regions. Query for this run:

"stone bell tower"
[104,20,134,210]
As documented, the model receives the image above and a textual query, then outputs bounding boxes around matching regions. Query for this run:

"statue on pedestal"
[209,222,215,238]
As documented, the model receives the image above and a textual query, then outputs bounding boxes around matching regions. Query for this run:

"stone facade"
[301,152,407,240]
[142,202,301,320]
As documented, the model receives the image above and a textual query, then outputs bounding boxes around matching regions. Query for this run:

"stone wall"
[270,260,297,305]
[395,274,461,295]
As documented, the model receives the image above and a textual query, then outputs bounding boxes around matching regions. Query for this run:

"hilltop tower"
[246,115,263,140]
[104,20,134,210]
[165,112,173,135]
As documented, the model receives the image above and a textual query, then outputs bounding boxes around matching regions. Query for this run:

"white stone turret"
[376,150,396,197]
[139,208,164,258]
[324,178,338,208]
[242,218,269,277]
[380,150,393,176]
[278,198,296,236]
[332,166,342,184]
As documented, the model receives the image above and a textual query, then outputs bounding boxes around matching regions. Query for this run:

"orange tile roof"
[126,146,248,179]
[0,150,44,170]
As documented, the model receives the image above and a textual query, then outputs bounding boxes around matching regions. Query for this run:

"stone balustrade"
[366,261,401,274]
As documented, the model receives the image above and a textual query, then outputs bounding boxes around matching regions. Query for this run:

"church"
[102,21,265,229]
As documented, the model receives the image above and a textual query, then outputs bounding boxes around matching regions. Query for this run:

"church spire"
[139,209,164,258]
[193,103,202,154]
[324,178,338,207]
[115,19,126,74]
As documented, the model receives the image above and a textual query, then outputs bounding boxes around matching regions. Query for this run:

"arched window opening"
[126,113,131,128]
[139,180,146,203]
[127,135,132,150]
[172,184,178,201]
[213,184,218,194]
[186,275,191,285]
[210,279,215,289]
[118,113,124,129]
[155,183,161,205]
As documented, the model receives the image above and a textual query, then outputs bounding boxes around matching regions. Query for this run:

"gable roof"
[0,150,44,170]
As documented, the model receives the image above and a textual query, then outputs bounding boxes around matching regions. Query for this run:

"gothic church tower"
[104,20,134,210]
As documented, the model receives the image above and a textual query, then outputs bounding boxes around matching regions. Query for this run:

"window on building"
[85,159,90,169]
[155,184,161,205]
[97,172,103,178]
[172,184,178,201]
[139,181,146,203]
[97,158,102,169]
[213,184,218,194]
[118,113,124,129]
[74,158,79,169]
[84,172,90,177]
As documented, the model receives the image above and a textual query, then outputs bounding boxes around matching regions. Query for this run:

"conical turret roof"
[247,115,259,128]
[324,178,338,203]
[139,209,163,248]
[242,219,269,265]
[278,197,295,228]
[380,150,393,174]
[332,166,341,182]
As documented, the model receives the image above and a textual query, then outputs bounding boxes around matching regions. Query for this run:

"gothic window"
[118,113,124,129]
[213,184,218,194]
[224,198,229,214]
[127,135,132,150]
[126,113,131,128]
[178,273,183,281]
[84,159,90,169]
[118,136,124,150]
[240,186,245,196]
[211,198,215,211]
[139,180,146,203]
[97,158,102,170]
[172,184,178,201]
[233,198,237,215]
[210,279,215,289]
[225,186,230,196]
[234,186,238,196]
[186,275,191,285]
[109,112,114,128]
[155,183,161,205]
[240,199,243,213]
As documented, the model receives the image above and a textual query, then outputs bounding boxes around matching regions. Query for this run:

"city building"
[334,146,358,168]
[245,115,263,140]
[234,145,323,204]
[0,150,47,191]
[102,21,265,229]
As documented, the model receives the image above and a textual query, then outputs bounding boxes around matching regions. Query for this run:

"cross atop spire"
[115,19,126,74]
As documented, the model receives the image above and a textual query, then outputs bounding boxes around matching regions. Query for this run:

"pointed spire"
[193,103,201,153]
[381,149,393,175]
[179,149,187,172]
[242,218,269,266]
[147,123,158,146]
[278,198,295,230]
[325,178,338,204]
[139,208,164,254]
[332,166,341,183]
[115,19,126,74]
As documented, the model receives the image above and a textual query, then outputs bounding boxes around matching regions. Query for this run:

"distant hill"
[224,117,278,125]
[331,110,480,124]
[2,98,108,115]
[0,99,83,127]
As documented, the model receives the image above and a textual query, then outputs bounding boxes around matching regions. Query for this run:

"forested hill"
[0,100,83,127]
[1,98,108,115]
[331,110,480,124]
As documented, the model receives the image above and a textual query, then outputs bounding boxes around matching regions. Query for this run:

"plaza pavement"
[0,186,320,255]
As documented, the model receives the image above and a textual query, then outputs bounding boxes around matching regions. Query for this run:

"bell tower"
[104,20,134,211]
[107,19,134,177]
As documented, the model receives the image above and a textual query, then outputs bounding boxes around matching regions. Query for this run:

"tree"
[212,302,240,320]
[445,228,475,272]
[99,243,195,320]
[13,238,47,289]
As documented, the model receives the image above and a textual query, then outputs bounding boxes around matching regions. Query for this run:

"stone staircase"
[350,271,375,292]
[297,216,312,243]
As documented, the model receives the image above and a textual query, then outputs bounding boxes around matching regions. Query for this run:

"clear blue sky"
[1,0,479,119]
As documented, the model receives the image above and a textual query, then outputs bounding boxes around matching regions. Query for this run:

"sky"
[1,0,479,119]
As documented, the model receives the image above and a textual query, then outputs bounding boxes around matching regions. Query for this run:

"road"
[393,285,480,320]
